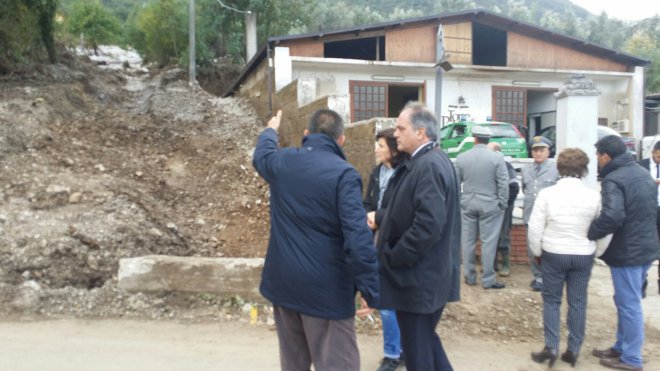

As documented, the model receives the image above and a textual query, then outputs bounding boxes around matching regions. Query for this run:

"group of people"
[528,138,660,371]
[252,102,660,371]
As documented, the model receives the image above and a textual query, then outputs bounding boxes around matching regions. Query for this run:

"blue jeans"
[380,309,402,359]
[610,264,651,368]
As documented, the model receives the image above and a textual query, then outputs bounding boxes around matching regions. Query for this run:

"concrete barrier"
[118,255,265,301]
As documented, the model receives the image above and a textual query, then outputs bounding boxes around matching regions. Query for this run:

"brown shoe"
[599,357,642,370]
[592,347,622,359]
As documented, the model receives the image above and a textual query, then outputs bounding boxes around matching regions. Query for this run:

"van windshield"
[484,124,519,138]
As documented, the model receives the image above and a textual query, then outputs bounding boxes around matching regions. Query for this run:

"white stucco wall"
[556,95,599,189]
[286,55,638,133]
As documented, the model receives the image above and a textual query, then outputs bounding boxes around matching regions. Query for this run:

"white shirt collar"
[411,141,433,158]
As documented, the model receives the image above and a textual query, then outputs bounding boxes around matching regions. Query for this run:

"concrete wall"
[118,256,266,302]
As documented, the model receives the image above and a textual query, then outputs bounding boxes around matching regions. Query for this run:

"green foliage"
[67,0,122,54]
[130,0,188,66]
[623,16,660,93]
[0,0,58,70]
[24,0,59,63]
[0,0,659,94]
[0,0,40,70]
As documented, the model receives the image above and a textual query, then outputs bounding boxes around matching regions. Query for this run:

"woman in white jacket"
[528,148,611,368]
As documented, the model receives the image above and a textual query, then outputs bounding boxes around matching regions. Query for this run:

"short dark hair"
[557,148,589,178]
[376,128,409,168]
[475,136,490,145]
[654,141,660,152]
[404,101,437,141]
[308,109,344,140]
[595,135,626,159]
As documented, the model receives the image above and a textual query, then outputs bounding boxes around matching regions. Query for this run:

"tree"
[623,19,660,94]
[436,0,476,13]
[24,0,59,63]
[130,0,187,66]
[67,0,122,54]
[504,0,532,22]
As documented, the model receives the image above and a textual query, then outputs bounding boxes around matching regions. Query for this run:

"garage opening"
[388,85,420,117]
[473,23,507,66]
[324,36,385,61]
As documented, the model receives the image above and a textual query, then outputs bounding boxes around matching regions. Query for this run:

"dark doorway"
[473,23,507,66]
[388,85,420,117]
[324,36,385,61]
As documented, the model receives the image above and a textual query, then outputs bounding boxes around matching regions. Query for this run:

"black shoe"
[530,279,543,292]
[485,282,505,289]
[531,347,558,368]
[377,357,403,371]
[599,357,642,370]
[464,278,476,286]
[592,347,622,359]
[561,350,579,367]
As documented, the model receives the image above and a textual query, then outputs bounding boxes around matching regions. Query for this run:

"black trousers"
[396,307,452,371]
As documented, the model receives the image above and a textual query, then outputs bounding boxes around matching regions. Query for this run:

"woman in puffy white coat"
[528,148,611,368]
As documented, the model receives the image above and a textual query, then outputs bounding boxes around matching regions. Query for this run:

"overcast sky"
[570,0,659,21]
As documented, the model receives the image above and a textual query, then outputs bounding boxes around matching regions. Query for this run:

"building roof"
[226,8,649,96]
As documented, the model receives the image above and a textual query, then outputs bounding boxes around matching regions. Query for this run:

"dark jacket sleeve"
[508,182,520,206]
[588,178,626,240]
[252,128,279,183]
[386,160,445,267]
[338,169,380,307]
[363,166,379,212]
[505,162,519,206]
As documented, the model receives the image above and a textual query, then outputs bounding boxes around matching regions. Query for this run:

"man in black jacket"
[253,109,379,371]
[375,102,461,371]
[588,135,660,371]
[638,140,660,296]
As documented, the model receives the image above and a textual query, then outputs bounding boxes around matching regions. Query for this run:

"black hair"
[308,109,344,140]
[475,136,490,145]
[594,135,626,159]
[376,128,409,168]
[654,141,660,152]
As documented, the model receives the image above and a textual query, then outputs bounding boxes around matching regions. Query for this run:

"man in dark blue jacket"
[375,102,461,371]
[588,135,660,371]
[253,109,380,371]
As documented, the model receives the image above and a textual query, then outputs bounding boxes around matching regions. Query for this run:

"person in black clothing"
[588,135,660,371]
[367,102,461,371]
[638,140,660,297]
[364,128,409,371]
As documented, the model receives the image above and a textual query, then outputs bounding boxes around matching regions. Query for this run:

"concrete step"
[118,255,264,301]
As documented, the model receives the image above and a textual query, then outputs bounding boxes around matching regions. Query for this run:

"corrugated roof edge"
[224,8,650,97]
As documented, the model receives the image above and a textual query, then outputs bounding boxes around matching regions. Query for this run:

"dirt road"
[1,265,659,371]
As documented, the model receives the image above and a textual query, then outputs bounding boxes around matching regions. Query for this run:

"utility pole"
[434,25,453,131]
[188,0,196,87]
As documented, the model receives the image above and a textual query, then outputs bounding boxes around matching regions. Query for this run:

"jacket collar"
[300,133,346,160]
[598,153,635,178]
[402,142,437,169]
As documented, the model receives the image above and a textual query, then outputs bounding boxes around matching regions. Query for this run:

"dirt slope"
[0,52,269,311]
